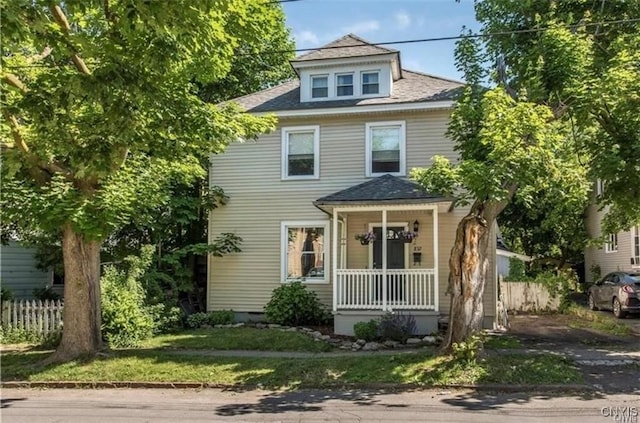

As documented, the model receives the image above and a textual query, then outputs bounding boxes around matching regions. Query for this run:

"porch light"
[413,220,419,233]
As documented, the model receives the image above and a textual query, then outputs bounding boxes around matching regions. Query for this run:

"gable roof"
[292,34,398,62]
[231,69,464,113]
[314,174,451,206]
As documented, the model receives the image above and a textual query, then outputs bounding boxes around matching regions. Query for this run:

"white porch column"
[382,209,388,311]
[332,208,338,313]
[433,207,439,312]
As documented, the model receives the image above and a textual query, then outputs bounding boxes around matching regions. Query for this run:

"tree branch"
[50,4,91,75]
[2,74,28,93]
[2,111,30,154]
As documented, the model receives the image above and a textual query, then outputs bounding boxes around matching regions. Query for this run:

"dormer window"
[311,75,328,98]
[362,71,379,95]
[336,73,353,96]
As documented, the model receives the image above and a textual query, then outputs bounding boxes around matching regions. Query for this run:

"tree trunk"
[441,200,496,353]
[45,225,102,363]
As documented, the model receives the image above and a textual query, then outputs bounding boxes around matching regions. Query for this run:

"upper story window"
[311,75,328,99]
[605,233,618,253]
[282,126,320,180]
[336,73,353,96]
[365,121,406,177]
[633,226,639,260]
[361,71,379,95]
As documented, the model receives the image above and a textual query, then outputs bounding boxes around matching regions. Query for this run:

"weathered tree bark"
[441,200,498,353]
[45,225,102,363]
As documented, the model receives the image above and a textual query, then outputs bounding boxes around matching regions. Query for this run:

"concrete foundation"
[334,310,440,336]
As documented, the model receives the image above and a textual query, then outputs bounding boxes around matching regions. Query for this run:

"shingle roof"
[314,174,450,205]
[231,70,464,113]
[293,34,398,62]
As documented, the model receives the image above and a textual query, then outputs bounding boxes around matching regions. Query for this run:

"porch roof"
[314,174,454,208]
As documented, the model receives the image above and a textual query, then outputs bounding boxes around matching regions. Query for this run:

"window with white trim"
[365,121,406,176]
[361,71,379,95]
[336,73,353,96]
[605,233,618,253]
[282,222,328,282]
[311,75,328,98]
[596,179,605,196]
[282,126,319,179]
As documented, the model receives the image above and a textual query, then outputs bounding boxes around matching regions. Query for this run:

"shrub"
[33,286,61,301]
[1,287,14,302]
[208,309,235,326]
[534,270,579,312]
[378,311,416,343]
[101,247,155,348]
[186,312,209,329]
[0,326,61,348]
[148,303,184,334]
[506,257,527,281]
[264,281,330,326]
[354,320,378,341]
[451,332,485,364]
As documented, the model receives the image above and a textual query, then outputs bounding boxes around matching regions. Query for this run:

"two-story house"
[585,180,640,282]
[208,34,498,335]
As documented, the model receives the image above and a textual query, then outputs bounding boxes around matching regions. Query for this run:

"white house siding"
[0,241,52,299]
[208,109,495,318]
[585,200,635,282]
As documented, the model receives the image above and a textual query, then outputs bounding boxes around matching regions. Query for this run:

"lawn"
[138,328,333,352]
[564,304,632,337]
[0,349,580,388]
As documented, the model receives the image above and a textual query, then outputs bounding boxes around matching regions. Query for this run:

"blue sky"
[281,0,480,81]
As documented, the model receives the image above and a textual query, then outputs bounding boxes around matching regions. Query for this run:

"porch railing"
[335,269,436,311]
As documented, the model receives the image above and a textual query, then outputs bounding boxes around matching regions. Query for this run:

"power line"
[258,17,640,56]
[4,17,639,69]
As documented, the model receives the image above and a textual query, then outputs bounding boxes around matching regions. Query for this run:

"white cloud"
[295,30,320,47]
[394,11,411,30]
[341,20,380,35]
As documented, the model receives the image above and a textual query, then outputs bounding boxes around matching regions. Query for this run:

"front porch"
[314,175,453,335]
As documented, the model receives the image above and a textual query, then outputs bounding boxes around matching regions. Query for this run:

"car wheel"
[613,298,627,319]
[588,293,598,311]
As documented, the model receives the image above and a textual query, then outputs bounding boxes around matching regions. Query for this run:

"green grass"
[137,328,333,352]
[564,304,632,337]
[483,335,522,349]
[0,350,580,388]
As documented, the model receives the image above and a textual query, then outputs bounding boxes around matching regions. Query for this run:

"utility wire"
[5,17,640,69]
[258,17,640,56]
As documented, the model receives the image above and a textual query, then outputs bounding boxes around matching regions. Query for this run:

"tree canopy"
[0,0,290,361]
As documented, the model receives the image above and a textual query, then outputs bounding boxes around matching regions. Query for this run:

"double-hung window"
[336,73,353,96]
[633,226,639,263]
[282,221,328,283]
[282,126,319,179]
[361,71,379,95]
[365,121,406,176]
[311,75,328,99]
[605,233,618,253]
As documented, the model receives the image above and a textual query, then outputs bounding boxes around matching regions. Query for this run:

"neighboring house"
[208,34,498,335]
[0,241,54,299]
[496,231,531,279]
[585,180,640,282]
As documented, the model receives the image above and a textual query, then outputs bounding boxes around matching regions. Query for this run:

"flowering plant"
[355,231,377,243]
[398,230,418,241]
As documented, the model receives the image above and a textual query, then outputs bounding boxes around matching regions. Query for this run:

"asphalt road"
[1,388,638,423]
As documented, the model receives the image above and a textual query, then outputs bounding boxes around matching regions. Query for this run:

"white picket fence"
[1,299,64,335]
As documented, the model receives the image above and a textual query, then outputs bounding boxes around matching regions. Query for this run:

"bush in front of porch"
[264,281,330,326]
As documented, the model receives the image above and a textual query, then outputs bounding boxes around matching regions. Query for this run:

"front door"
[372,226,406,303]
[372,227,405,270]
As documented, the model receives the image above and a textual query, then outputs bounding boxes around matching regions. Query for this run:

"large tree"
[1,0,282,362]
[410,0,640,350]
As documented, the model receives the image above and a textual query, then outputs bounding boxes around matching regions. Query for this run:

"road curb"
[0,380,596,393]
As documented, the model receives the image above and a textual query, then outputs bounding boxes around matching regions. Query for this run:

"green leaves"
[1,0,287,241]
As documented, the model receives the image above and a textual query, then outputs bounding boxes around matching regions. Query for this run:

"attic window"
[311,75,328,98]
[336,73,353,96]
[362,71,379,95]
